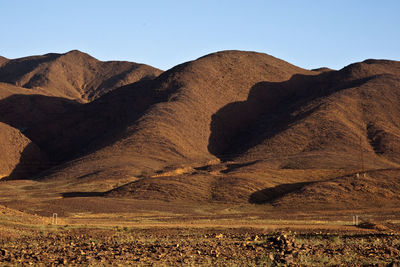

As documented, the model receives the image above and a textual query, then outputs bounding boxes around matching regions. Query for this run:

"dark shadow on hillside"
[61,191,106,198]
[0,93,83,168]
[208,71,374,161]
[249,182,313,204]
[4,143,49,180]
[207,73,321,160]
[0,94,79,130]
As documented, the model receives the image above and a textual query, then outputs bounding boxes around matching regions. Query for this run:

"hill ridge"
[0,50,162,101]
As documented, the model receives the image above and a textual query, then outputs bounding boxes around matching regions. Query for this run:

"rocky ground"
[1,227,400,266]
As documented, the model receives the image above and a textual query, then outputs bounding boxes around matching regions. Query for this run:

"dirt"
[1,227,399,266]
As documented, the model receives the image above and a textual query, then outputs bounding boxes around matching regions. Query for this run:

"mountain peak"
[62,49,95,60]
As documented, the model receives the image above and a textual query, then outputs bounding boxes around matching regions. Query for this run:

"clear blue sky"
[1,0,399,70]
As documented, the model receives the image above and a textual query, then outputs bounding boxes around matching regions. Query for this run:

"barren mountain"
[0,50,162,101]
[1,50,400,208]
[30,50,313,182]
[102,56,400,202]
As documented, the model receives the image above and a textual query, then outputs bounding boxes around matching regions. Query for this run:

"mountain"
[0,50,162,101]
[102,56,400,202]
[27,50,313,182]
[1,50,400,208]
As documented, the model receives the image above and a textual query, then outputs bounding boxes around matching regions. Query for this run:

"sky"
[1,0,399,71]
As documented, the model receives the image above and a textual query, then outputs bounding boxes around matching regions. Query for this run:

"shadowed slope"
[0,122,47,179]
[22,80,157,162]
[0,82,74,178]
[0,50,162,101]
[0,89,80,134]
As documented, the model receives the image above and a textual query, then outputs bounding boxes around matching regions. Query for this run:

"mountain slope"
[0,50,162,101]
